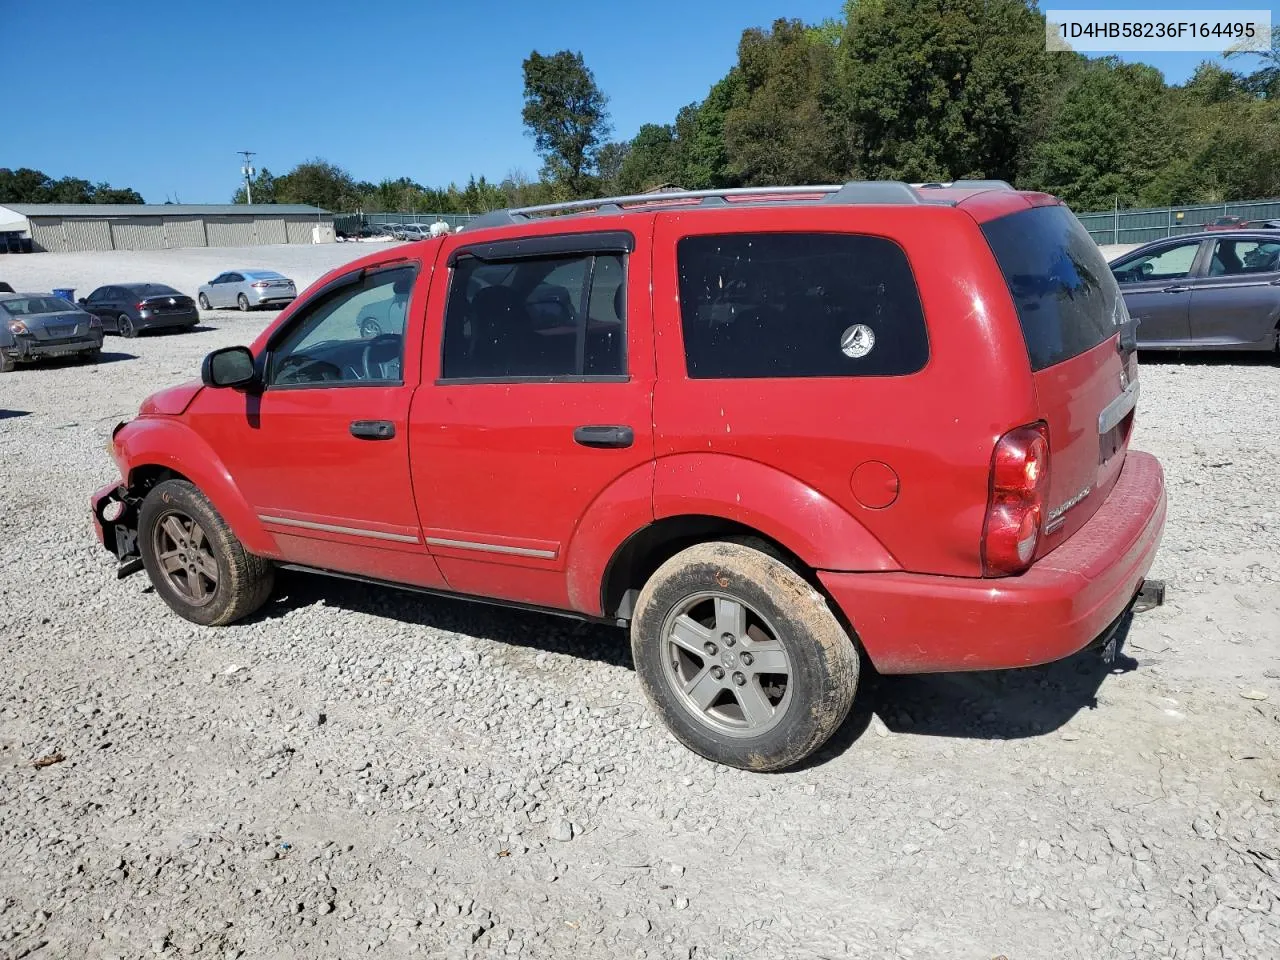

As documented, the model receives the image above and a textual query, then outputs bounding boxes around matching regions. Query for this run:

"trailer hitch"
[1132,579,1166,614]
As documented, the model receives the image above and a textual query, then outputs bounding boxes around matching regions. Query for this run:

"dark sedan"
[80,283,199,337]
[1109,231,1280,352]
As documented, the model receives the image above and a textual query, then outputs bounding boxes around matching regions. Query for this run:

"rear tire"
[237,294,250,312]
[137,479,274,626]
[198,293,211,310]
[117,314,136,338]
[631,541,859,771]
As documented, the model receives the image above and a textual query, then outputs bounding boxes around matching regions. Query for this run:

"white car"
[197,270,297,312]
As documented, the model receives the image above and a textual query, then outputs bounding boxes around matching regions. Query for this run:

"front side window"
[441,252,627,380]
[1112,243,1200,284]
[676,232,928,379]
[268,265,418,387]
[1209,239,1280,276]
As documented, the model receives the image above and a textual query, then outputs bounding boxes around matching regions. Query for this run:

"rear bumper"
[820,451,1167,674]
[10,335,102,359]
[139,310,199,328]
[251,291,295,306]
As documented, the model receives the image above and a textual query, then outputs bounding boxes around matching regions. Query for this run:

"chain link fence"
[1077,198,1280,245]
[332,212,479,235]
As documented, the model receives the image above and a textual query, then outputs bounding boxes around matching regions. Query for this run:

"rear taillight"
[982,422,1050,577]
[252,281,270,289]
[137,302,147,310]
[88,315,101,328]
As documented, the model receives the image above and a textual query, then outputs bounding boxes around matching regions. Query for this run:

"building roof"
[0,203,330,217]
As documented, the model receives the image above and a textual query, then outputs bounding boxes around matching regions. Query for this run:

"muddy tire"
[631,541,858,771]
[137,479,274,626]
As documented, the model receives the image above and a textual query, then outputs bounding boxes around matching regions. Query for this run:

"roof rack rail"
[913,179,1014,191]
[465,180,934,231]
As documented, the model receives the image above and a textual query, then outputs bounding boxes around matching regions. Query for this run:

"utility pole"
[238,151,256,204]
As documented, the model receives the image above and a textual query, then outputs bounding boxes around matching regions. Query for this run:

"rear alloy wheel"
[117,314,136,338]
[237,294,250,312]
[138,479,274,626]
[198,293,211,310]
[631,541,859,771]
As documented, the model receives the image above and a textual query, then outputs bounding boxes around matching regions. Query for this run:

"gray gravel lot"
[0,246,1278,960]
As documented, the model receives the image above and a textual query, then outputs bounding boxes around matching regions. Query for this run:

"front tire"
[237,294,250,312]
[137,479,274,626]
[631,541,858,771]
[117,314,136,338]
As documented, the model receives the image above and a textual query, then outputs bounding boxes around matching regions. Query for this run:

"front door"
[190,259,446,589]
[408,228,655,612]
[1111,239,1204,344]
[1190,237,1280,346]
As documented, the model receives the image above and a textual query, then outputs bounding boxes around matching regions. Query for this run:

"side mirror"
[201,345,257,388]
[77,298,87,305]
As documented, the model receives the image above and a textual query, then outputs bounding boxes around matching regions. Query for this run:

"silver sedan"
[197,270,297,312]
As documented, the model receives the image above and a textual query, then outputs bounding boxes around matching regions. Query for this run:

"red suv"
[92,181,1166,770]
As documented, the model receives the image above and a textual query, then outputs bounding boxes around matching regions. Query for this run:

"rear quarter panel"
[650,204,1039,577]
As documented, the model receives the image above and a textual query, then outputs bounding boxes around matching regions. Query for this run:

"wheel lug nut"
[740,652,754,666]
[732,672,746,686]
[703,642,718,656]
[721,632,734,645]
[710,666,725,680]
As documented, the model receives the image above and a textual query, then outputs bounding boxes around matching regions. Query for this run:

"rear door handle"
[350,419,395,440]
[1162,285,1189,293]
[573,425,634,449]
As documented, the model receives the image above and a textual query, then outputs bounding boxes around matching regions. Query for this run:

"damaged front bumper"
[90,478,143,579]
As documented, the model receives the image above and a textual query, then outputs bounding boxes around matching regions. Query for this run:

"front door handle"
[1162,285,1190,293]
[350,419,395,440]
[574,425,634,449]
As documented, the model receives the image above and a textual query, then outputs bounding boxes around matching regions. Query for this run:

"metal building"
[0,203,334,253]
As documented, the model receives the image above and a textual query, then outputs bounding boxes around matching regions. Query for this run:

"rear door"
[408,227,655,612]
[1190,236,1280,346]
[1109,239,1205,344]
[982,204,1138,552]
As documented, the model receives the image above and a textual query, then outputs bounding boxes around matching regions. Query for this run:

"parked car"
[80,283,199,337]
[399,224,431,241]
[1204,215,1247,231]
[91,180,1166,771]
[1109,231,1280,351]
[1242,219,1280,230]
[197,270,296,311]
[1,292,103,372]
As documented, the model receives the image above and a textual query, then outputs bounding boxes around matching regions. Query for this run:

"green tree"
[273,159,362,211]
[595,141,630,194]
[615,124,682,194]
[841,0,1051,183]
[232,167,277,204]
[722,19,846,185]
[521,50,612,196]
[0,167,142,204]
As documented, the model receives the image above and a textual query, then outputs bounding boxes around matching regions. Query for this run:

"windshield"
[0,296,77,316]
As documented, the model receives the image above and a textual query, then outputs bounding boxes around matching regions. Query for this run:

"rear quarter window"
[676,232,928,379]
[981,205,1125,371]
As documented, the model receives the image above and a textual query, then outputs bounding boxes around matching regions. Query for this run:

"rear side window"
[981,205,1124,372]
[676,233,928,378]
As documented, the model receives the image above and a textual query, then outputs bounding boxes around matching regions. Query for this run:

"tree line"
[0,168,143,205]
[9,2,1279,217]
[238,3,1280,217]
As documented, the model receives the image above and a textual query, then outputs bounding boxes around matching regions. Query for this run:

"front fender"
[116,417,281,557]
[653,453,899,573]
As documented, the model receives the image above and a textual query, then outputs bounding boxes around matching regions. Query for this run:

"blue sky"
[3,0,1275,202]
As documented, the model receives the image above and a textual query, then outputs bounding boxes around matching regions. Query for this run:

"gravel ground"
[1,247,1278,960]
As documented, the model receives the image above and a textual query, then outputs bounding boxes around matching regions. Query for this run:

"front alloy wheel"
[151,510,219,606]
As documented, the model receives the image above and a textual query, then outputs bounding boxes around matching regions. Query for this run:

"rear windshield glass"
[676,232,928,379]
[981,205,1124,371]
[141,284,181,296]
[0,296,75,316]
